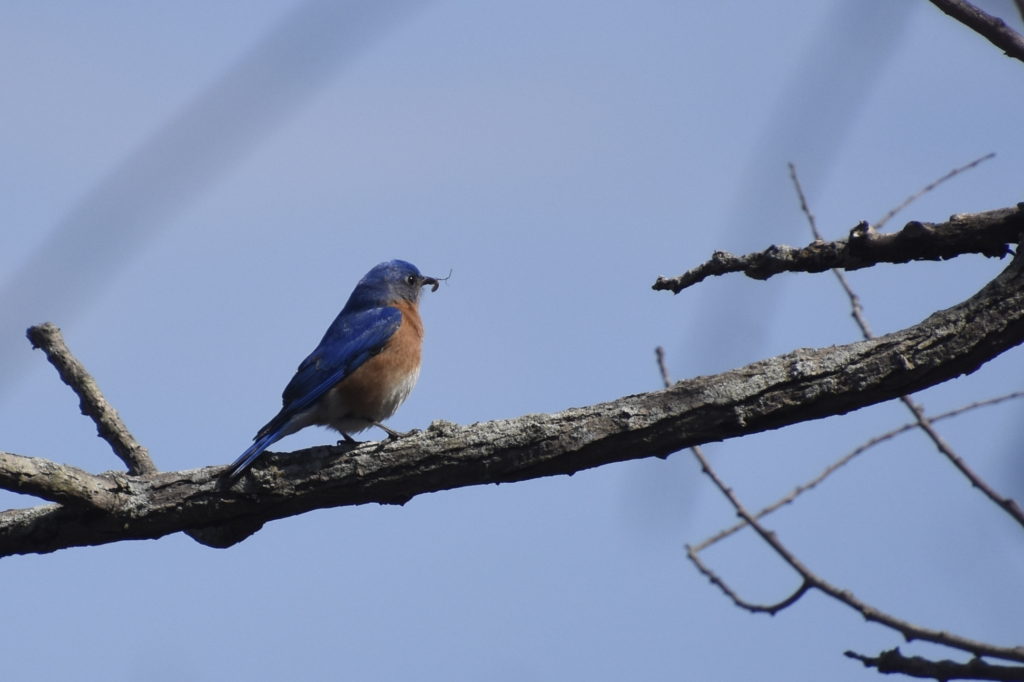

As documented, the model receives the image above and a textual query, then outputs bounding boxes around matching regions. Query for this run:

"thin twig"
[899,395,1024,528]
[790,166,1024,529]
[789,163,874,335]
[655,346,672,389]
[686,542,811,615]
[875,152,995,230]
[689,446,1024,663]
[928,0,1024,63]
[26,323,156,475]
[690,391,1024,552]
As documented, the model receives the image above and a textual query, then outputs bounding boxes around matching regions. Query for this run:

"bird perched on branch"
[226,259,440,479]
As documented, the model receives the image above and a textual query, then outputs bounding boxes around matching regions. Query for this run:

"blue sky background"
[2,2,1023,680]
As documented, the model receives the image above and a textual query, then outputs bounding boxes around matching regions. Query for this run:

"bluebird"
[226,259,439,479]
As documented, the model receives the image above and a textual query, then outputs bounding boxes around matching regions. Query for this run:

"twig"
[0,451,120,511]
[689,446,1024,663]
[690,391,1024,552]
[846,648,1024,681]
[654,346,672,389]
[652,205,1024,293]
[26,323,156,475]
[686,542,811,615]
[928,0,1024,63]
[899,395,1024,528]
[875,153,996,230]
[788,163,875,335]
[790,166,1024,529]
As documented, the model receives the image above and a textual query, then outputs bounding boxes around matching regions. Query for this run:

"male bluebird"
[226,259,439,479]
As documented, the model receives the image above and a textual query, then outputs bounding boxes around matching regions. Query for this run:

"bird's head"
[344,260,440,311]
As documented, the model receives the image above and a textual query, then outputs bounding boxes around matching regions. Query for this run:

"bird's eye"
[406,275,417,285]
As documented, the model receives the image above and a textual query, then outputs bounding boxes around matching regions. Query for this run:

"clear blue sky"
[2,2,1022,680]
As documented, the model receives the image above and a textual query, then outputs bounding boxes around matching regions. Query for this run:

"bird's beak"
[421,275,440,292]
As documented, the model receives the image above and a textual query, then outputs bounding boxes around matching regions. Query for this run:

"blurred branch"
[928,0,1024,63]
[689,446,1024,664]
[26,323,156,475]
[653,205,1023,293]
[0,219,1021,555]
[846,648,1024,681]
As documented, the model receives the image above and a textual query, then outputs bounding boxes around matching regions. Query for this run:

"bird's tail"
[225,429,283,480]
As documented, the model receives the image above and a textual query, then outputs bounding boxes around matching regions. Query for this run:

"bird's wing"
[277,306,403,421]
[225,306,402,480]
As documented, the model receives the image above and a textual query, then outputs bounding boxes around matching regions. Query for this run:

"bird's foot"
[335,432,360,446]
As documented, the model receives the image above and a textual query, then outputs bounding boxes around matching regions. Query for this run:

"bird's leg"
[372,422,418,439]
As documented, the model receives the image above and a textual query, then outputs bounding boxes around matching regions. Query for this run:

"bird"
[226,259,440,480]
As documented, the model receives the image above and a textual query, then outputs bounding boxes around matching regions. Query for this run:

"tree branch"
[0,452,121,511]
[686,542,812,615]
[900,394,1024,528]
[688,391,1024,553]
[790,168,1024,530]
[846,648,1024,681]
[652,205,1024,294]
[26,323,156,475]
[690,447,1024,664]
[874,153,995,230]
[928,0,1024,63]
[1,222,1022,556]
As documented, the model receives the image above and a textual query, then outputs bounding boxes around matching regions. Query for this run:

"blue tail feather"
[226,429,283,479]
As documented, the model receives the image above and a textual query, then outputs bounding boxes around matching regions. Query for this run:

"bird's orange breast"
[322,300,424,428]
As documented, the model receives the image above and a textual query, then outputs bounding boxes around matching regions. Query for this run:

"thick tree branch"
[652,205,1024,293]
[846,648,1024,681]
[1,224,1023,556]
[928,0,1024,63]
[27,323,156,475]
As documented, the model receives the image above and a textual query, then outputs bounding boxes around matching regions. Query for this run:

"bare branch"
[791,168,1024,528]
[686,541,811,615]
[875,153,995,230]
[928,0,1024,63]
[846,648,1024,681]
[789,162,875,335]
[690,391,1024,553]
[26,323,156,475]
[0,451,121,511]
[689,447,1024,663]
[654,346,672,389]
[652,205,1023,294]
[899,395,1024,528]
[0,237,1022,556]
